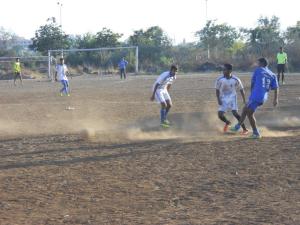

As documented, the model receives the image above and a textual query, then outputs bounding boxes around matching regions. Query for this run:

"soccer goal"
[0,56,51,79]
[48,46,138,81]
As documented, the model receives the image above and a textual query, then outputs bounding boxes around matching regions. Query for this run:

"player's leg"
[247,109,261,138]
[19,73,23,86]
[120,69,122,79]
[66,80,70,96]
[218,97,232,132]
[60,80,66,95]
[277,64,281,83]
[14,73,17,86]
[230,105,248,132]
[163,91,172,124]
[281,65,285,84]
[155,90,169,127]
[218,111,231,132]
[124,69,127,79]
[232,110,248,134]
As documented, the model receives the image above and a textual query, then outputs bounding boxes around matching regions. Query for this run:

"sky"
[0,0,299,44]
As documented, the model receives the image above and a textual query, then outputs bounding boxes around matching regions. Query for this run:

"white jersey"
[56,64,68,81]
[215,75,243,98]
[153,71,176,90]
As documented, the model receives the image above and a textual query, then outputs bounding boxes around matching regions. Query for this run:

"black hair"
[258,57,268,67]
[223,63,233,71]
[170,64,178,71]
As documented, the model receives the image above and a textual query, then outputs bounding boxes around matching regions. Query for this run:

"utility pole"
[205,0,210,60]
[57,1,63,57]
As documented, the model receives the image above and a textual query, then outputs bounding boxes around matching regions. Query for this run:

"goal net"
[0,56,50,80]
[48,46,138,81]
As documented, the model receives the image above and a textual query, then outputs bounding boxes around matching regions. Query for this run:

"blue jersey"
[118,59,128,69]
[249,67,278,103]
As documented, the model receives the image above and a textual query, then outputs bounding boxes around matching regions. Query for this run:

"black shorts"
[277,64,285,73]
[14,72,22,79]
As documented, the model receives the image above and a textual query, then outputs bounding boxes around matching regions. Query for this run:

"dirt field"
[0,73,299,225]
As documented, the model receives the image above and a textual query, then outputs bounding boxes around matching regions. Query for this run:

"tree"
[95,28,122,47]
[284,22,300,71]
[128,26,172,72]
[30,17,70,54]
[242,16,283,57]
[195,20,239,59]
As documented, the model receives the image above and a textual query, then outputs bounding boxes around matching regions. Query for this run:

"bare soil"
[0,73,299,225]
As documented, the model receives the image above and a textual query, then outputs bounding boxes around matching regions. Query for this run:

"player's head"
[170,64,178,76]
[16,57,20,62]
[258,57,268,67]
[59,57,64,64]
[279,46,283,52]
[223,63,233,77]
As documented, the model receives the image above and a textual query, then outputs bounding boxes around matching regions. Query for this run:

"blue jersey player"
[231,58,279,139]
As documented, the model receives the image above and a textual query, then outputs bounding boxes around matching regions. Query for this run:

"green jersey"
[277,52,287,64]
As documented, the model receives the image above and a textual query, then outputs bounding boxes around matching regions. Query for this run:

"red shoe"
[223,124,230,133]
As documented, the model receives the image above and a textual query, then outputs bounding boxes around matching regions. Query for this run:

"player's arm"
[216,89,222,105]
[167,83,172,92]
[151,83,159,101]
[238,79,246,104]
[240,89,246,104]
[66,67,72,79]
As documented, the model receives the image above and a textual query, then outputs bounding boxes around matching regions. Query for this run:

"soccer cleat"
[282,81,286,85]
[160,122,170,128]
[241,129,249,135]
[230,124,240,133]
[223,124,230,133]
[67,94,70,97]
[163,119,171,125]
[60,92,63,97]
[249,133,262,139]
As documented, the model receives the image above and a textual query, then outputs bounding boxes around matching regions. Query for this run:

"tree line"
[1,16,300,73]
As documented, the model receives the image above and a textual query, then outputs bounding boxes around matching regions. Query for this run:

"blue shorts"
[247,100,263,111]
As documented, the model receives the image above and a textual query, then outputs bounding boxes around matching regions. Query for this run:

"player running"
[55,58,70,96]
[13,57,23,86]
[231,58,279,139]
[151,65,178,128]
[215,64,248,134]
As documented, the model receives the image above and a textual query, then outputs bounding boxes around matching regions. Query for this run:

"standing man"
[215,64,248,134]
[151,65,178,128]
[277,46,288,85]
[118,57,128,79]
[55,58,70,96]
[231,58,279,139]
[13,57,23,86]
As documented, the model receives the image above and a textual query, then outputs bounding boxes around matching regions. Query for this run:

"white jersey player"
[55,58,70,96]
[151,65,178,128]
[215,64,248,134]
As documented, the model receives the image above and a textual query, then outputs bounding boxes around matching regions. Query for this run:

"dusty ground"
[0,73,299,225]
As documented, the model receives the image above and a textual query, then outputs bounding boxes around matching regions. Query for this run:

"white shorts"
[219,95,238,112]
[155,89,171,104]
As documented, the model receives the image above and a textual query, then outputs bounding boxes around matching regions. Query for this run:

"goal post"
[48,46,139,81]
